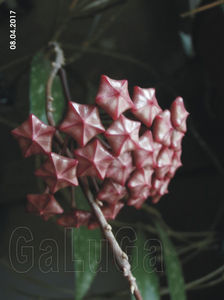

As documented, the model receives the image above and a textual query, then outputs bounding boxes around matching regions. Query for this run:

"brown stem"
[180,0,224,17]
[80,177,142,300]
[45,43,78,211]
[161,264,224,295]
[46,42,65,127]
[45,42,142,300]
[45,42,68,148]
[58,68,72,102]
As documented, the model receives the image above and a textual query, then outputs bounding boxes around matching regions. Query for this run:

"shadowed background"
[0,0,224,299]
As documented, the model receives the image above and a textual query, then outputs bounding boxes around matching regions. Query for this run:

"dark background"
[0,0,224,299]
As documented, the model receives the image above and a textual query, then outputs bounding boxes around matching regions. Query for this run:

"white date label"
[9,10,16,50]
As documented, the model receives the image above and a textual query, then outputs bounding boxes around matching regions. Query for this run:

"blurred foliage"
[73,225,101,300]
[131,230,160,300]
[156,222,186,300]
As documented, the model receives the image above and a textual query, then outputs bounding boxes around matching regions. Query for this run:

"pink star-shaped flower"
[11,114,55,157]
[151,178,170,203]
[101,202,124,220]
[171,130,184,150]
[35,153,79,193]
[95,75,133,120]
[106,152,134,185]
[170,97,189,133]
[105,115,141,156]
[74,139,114,180]
[57,210,91,228]
[132,87,162,127]
[88,201,124,229]
[153,110,173,146]
[127,196,147,209]
[27,193,63,220]
[133,131,162,169]
[167,150,182,178]
[97,179,127,204]
[59,101,105,147]
[127,167,153,200]
[155,147,174,179]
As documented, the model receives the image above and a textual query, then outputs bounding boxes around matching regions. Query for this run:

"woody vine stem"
[45,42,143,300]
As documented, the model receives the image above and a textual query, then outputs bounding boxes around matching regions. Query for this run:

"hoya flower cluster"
[12,75,189,228]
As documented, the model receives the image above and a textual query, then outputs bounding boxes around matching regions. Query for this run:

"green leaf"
[30,52,65,124]
[131,230,160,300]
[73,187,101,300]
[75,186,91,211]
[155,221,186,300]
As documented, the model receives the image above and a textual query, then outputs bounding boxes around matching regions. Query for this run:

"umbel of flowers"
[12,75,189,228]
